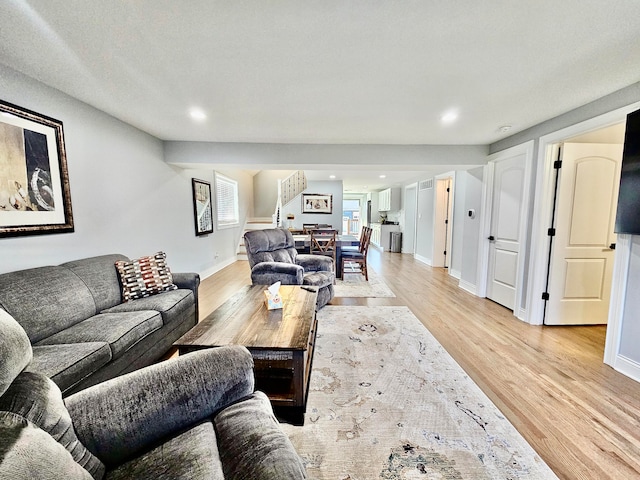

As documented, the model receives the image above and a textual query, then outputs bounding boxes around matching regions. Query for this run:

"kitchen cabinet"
[377,187,400,212]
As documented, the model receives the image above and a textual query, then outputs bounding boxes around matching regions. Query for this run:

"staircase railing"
[273,170,307,227]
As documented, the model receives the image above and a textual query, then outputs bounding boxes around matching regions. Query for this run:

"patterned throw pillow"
[115,252,177,302]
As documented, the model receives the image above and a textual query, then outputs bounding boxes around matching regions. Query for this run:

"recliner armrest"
[65,346,254,467]
[251,262,304,285]
[297,254,333,272]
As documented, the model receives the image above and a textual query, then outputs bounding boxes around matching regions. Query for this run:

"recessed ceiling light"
[189,108,207,121]
[379,175,386,179]
[441,110,458,124]
[329,175,336,179]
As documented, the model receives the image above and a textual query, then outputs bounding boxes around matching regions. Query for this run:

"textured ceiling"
[1,0,639,148]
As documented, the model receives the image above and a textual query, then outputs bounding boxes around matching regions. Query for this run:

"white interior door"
[433,178,452,267]
[487,153,527,310]
[544,143,623,325]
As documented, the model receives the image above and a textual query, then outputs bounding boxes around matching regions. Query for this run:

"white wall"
[618,236,640,363]
[415,181,435,265]
[0,65,252,276]
[459,167,484,293]
[285,180,344,232]
[252,169,294,218]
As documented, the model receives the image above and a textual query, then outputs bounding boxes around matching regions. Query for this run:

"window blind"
[215,174,239,227]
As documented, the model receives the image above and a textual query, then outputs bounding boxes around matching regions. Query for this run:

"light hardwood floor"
[198,249,640,480]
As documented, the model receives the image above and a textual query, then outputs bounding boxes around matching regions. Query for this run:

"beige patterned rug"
[281,306,558,479]
[334,268,395,298]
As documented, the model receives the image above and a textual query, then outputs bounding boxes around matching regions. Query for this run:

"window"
[215,173,239,228]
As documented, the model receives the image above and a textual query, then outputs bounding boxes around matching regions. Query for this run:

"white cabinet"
[370,223,381,248]
[370,222,400,251]
[377,187,400,212]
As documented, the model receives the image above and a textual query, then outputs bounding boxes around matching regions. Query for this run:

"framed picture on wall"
[0,100,74,237]
[302,193,332,214]
[192,178,214,236]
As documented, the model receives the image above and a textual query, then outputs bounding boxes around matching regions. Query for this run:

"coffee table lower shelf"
[173,285,319,425]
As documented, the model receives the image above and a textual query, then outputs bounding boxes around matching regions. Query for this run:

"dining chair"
[309,229,337,277]
[341,226,372,281]
[303,224,319,234]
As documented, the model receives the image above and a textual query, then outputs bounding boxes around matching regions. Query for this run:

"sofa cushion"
[214,391,306,479]
[115,252,177,302]
[0,309,32,397]
[0,411,93,480]
[105,421,223,480]
[0,266,97,343]
[102,290,194,328]
[36,312,163,359]
[61,254,129,312]
[0,371,105,479]
[28,343,112,394]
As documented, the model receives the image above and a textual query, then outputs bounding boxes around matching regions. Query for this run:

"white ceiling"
[1,1,639,189]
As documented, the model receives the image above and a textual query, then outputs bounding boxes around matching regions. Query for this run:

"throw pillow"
[115,252,177,302]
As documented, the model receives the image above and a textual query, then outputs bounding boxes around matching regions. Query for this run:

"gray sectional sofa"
[0,253,199,396]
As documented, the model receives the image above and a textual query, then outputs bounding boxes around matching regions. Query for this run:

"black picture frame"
[192,178,214,236]
[0,100,74,237]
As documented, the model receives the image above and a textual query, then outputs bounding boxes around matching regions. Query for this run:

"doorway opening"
[433,175,454,268]
[342,198,361,236]
[542,124,625,325]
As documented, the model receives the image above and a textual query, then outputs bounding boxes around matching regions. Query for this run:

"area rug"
[334,268,395,298]
[281,306,558,479]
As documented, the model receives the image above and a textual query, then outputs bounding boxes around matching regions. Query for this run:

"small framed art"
[192,178,213,236]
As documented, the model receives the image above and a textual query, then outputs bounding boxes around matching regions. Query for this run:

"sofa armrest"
[296,254,333,272]
[64,346,254,467]
[172,272,200,297]
[251,262,304,285]
[172,272,200,320]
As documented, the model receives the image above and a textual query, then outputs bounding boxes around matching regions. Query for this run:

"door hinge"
[445,219,448,224]
[541,292,550,301]
[547,228,556,237]
[443,250,447,256]
[446,187,450,192]
[554,160,562,169]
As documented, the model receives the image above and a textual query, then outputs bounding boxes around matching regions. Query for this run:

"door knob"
[609,243,616,250]
[488,236,495,241]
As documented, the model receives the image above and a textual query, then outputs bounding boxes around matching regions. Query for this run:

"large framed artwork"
[0,100,74,237]
[302,193,332,214]
[192,178,214,236]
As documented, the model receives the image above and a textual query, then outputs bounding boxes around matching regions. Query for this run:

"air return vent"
[419,179,434,190]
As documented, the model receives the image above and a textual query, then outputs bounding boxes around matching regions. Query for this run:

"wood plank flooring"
[198,249,640,480]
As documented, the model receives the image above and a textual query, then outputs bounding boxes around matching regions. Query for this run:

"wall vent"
[419,179,434,190]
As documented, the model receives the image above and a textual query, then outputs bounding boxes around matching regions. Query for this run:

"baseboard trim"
[614,354,640,383]
[449,268,461,280]
[458,279,478,296]
[415,254,432,266]
[200,257,238,280]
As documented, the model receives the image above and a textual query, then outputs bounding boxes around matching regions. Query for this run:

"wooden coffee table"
[173,284,318,425]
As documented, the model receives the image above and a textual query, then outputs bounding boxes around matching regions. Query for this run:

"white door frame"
[433,172,456,268]
[403,182,418,255]
[477,141,534,320]
[527,102,640,327]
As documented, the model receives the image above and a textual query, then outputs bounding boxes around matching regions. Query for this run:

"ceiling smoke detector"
[499,125,512,133]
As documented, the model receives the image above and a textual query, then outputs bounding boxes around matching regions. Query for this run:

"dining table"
[292,234,359,279]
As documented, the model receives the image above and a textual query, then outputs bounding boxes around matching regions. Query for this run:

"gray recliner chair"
[0,308,307,480]
[243,228,335,309]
